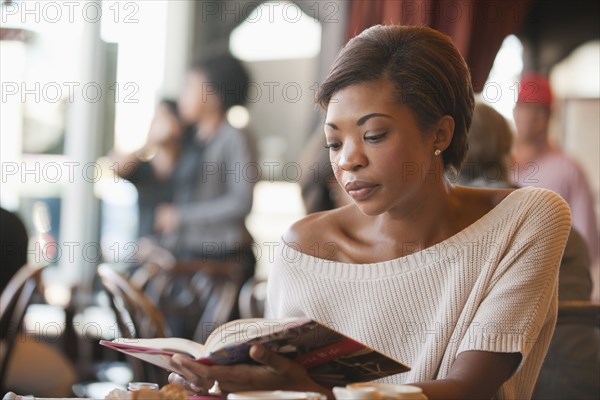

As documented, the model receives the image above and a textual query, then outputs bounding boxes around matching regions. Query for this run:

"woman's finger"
[171,354,214,388]
[168,372,190,387]
[249,344,295,373]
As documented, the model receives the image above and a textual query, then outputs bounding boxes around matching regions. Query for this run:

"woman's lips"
[345,181,380,201]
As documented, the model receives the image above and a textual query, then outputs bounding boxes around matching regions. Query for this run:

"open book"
[100,317,410,386]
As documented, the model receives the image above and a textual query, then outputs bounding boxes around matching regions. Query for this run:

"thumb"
[250,344,295,372]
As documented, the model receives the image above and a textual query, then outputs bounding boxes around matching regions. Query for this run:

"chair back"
[0,263,44,392]
[130,260,244,343]
[192,275,241,343]
[97,264,170,383]
[533,300,600,399]
[98,264,170,339]
[238,278,268,319]
[557,300,600,327]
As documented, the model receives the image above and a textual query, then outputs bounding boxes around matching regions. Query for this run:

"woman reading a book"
[169,25,571,399]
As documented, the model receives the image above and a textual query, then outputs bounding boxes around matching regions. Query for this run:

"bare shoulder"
[456,185,516,209]
[452,185,517,227]
[282,205,357,259]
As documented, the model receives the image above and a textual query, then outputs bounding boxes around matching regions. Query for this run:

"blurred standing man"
[512,72,599,300]
[158,54,257,281]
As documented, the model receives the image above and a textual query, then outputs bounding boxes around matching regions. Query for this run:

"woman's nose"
[337,141,367,171]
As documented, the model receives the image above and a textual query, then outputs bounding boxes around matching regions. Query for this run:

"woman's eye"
[324,143,341,150]
[365,132,387,143]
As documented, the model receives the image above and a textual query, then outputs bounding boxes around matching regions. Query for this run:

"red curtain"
[346,0,532,92]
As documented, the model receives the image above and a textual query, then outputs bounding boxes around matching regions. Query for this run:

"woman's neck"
[373,180,461,253]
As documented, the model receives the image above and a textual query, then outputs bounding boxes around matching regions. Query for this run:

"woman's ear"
[433,115,455,152]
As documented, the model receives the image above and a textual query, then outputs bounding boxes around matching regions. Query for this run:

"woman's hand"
[168,344,331,397]
[154,204,179,234]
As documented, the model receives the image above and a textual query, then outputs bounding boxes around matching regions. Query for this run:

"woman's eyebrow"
[325,113,393,130]
[356,113,393,126]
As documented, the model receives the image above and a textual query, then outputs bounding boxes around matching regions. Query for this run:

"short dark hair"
[159,98,180,119]
[317,25,474,171]
[191,54,250,112]
[460,102,513,183]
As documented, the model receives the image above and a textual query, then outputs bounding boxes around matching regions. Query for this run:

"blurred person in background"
[111,56,256,338]
[0,208,77,397]
[457,102,598,400]
[109,99,184,270]
[454,103,513,188]
[511,73,599,300]
[110,99,184,242]
[0,208,29,293]
[158,54,257,281]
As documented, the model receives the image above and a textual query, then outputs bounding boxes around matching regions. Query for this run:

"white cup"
[227,391,312,400]
[333,386,382,399]
[345,383,427,400]
[127,382,159,391]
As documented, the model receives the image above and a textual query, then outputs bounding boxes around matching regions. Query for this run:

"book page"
[111,337,206,359]
[204,317,309,353]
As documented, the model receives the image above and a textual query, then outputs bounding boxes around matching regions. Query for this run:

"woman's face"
[149,104,183,144]
[513,103,549,142]
[324,78,439,216]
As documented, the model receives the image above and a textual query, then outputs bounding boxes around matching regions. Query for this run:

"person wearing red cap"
[512,72,599,301]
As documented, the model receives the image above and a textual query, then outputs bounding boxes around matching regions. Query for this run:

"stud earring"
[434,149,442,156]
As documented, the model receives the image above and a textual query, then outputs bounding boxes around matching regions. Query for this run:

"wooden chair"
[533,300,600,399]
[129,259,245,344]
[97,264,170,383]
[557,300,600,327]
[0,263,44,392]
[191,275,241,343]
[238,278,268,319]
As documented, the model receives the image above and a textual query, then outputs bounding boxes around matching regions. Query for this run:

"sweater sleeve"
[264,267,280,319]
[457,189,571,361]
[265,242,292,319]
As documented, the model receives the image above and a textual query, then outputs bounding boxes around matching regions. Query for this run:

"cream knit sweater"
[266,187,571,399]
